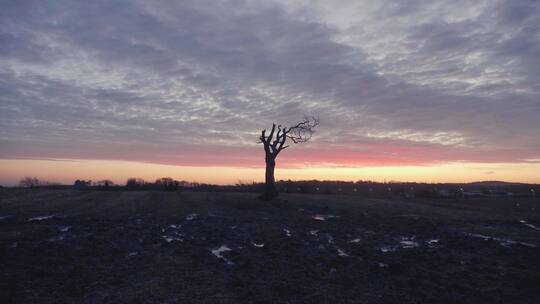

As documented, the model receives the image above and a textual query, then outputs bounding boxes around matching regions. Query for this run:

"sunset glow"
[1,159,539,186]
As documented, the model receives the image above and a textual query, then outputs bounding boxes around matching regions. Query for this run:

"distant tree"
[155,177,173,185]
[19,176,40,188]
[95,180,114,189]
[155,177,179,191]
[258,116,319,200]
[74,179,92,189]
[126,177,145,188]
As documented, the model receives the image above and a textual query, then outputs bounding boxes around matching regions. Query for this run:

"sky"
[1,0,539,185]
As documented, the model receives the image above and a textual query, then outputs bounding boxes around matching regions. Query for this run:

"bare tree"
[95,179,114,189]
[259,116,319,200]
[19,176,40,188]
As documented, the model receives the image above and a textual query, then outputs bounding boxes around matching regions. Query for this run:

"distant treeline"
[14,176,538,199]
[232,180,538,198]
[73,177,200,191]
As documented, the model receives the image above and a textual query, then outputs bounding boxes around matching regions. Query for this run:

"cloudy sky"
[1,0,539,184]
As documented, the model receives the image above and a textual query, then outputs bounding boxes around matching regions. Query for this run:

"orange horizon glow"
[1,158,539,186]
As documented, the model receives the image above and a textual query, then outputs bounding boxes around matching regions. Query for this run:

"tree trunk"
[262,156,278,200]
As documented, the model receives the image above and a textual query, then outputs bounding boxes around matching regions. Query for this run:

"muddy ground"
[1,189,539,303]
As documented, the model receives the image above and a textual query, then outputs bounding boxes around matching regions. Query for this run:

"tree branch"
[259,116,318,156]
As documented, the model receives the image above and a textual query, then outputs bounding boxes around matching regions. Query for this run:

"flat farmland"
[1,189,539,304]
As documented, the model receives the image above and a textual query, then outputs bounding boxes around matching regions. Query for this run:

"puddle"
[251,241,264,248]
[127,252,138,257]
[399,237,419,249]
[400,241,419,248]
[467,233,537,248]
[427,239,439,247]
[309,230,319,236]
[520,220,540,232]
[379,237,419,253]
[313,214,340,221]
[283,228,291,237]
[169,224,180,229]
[380,246,397,253]
[378,263,388,268]
[48,235,65,242]
[162,231,183,243]
[58,226,72,232]
[469,234,491,241]
[211,245,233,265]
[336,247,349,257]
[349,238,361,243]
[28,215,55,221]
[162,236,182,243]
[185,213,198,221]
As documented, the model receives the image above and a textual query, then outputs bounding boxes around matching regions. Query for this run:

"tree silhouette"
[19,176,40,188]
[259,116,319,200]
[126,177,145,188]
[96,180,114,189]
[74,179,92,189]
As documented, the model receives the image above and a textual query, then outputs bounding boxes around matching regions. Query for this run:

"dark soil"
[1,189,539,303]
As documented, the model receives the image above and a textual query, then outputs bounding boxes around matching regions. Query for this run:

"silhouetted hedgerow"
[16,176,537,199]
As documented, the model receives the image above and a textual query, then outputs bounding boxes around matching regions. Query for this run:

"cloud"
[0,0,539,167]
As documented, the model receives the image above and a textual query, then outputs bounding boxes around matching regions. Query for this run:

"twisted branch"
[259,116,319,158]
